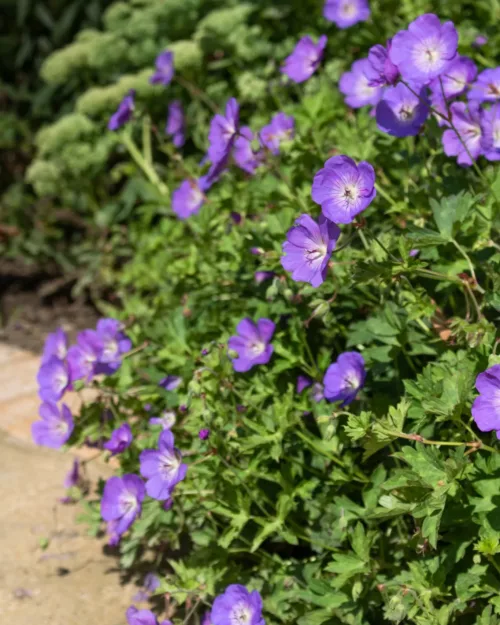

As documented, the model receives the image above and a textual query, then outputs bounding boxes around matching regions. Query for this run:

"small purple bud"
[163,497,173,511]
[250,247,263,255]
[230,212,242,224]
[473,35,488,47]
[159,375,182,391]
[179,404,188,413]
[297,375,312,394]
[409,249,420,257]
[236,404,246,413]
[199,428,210,440]
[254,271,275,284]
[144,403,152,411]
[201,348,209,356]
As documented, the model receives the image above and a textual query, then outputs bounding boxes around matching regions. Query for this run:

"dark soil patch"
[0,258,99,353]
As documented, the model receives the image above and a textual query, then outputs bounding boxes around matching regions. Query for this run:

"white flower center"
[230,603,252,625]
[55,370,68,392]
[54,420,69,435]
[399,104,416,122]
[120,492,138,515]
[342,183,360,205]
[493,122,500,147]
[414,39,444,73]
[306,243,327,266]
[159,451,181,479]
[487,83,500,97]
[249,340,266,357]
[340,1,356,17]
[103,339,118,360]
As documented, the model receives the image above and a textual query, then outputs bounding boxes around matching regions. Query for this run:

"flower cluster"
[340,13,500,165]
[32,320,131,449]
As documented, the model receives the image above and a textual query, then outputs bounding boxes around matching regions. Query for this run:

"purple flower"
[149,411,176,430]
[297,375,312,394]
[37,356,70,402]
[228,318,275,373]
[481,106,500,161]
[323,0,370,29]
[67,329,102,382]
[166,100,185,148]
[281,35,327,84]
[323,351,366,406]
[234,127,262,175]
[409,248,420,257]
[126,607,170,625]
[64,459,80,489]
[442,102,483,166]
[139,430,187,501]
[472,365,500,438]
[211,585,265,625]
[473,35,488,47]
[231,212,242,225]
[254,271,275,284]
[364,40,399,87]
[199,428,210,440]
[172,176,210,220]
[150,50,174,86]
[311,383,324,402]
[41,328,68,364]
[430,88,451,127]
[104,423,133,455]
[375,83,429,137]
[163,497,173,511]
[250,247,263,255]
[260,113,295,155]
[32,402,74,449]
[432,56,477,99]
[144,403,152,412]
[144,573,161,593]
[339,59,383,108]
[202,613,212,625]
[281,214,340,287]
[389,14,458,86]
[159,375,182,391]
[312,155,376,224]
[468,68,500,103]
[96,318,132,372]
[100,474,145,541]
[108,90,135,131]
[207,98,239,165]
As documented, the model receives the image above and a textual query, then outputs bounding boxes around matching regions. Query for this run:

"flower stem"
[451,238,484,293]
[121,133,169,197]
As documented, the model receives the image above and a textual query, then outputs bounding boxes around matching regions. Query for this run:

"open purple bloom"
[260,112,295,155]
[297,375,312,394]
[234,127,262,175]
[37,356,70,402]
[159,375,182,391]
[481,106,500,161]
[104,423,133,455]
[139,430,187,501]
[442,102,483,166]
[376,83,429,137]
[108,90,135,131]
[199,428,210,440]
[150,50,174,86]
[207,98,240,166]
[339,59,383,108]
[254,271,275,284]
[67,329,102,382]
[211,585,265,625]
[312,155,376,224]
[32,402,74,449]
[281,35,327,84]
[432,56,477,99]
[101,474,145,540]
[228,318,275,373]
[172,176,210,220]
[126,606,170,625]
[149,411,176,430]
[323,351,366,406]
[41,328,68,364]
[364,40,399,87]
[166,100,185,148]
[96,318,132,372]
[64,459,80,489]
[390,14,458,86]
[281,214,340,287]
[323,0,370,29]
[468,68,500,103]
[472,365,500,438]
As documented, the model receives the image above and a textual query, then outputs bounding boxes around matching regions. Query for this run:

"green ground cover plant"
[28,0,500,623]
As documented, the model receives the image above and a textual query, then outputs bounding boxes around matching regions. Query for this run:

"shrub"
[30,2,500,624]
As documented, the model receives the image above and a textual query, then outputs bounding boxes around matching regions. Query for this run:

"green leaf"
[430,192,474,241]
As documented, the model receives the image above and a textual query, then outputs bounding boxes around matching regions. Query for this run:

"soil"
[0,258,99,352]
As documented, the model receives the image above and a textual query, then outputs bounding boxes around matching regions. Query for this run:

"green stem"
[121,133,169,197]
[383,428,497,453]
[174,75,218,114]
[364,227,399,262]
[142,115,153,165]
[374,182,398,207]
[451,238,484,293]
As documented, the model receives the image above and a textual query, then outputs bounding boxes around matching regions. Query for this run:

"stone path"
[0,343,142,625]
